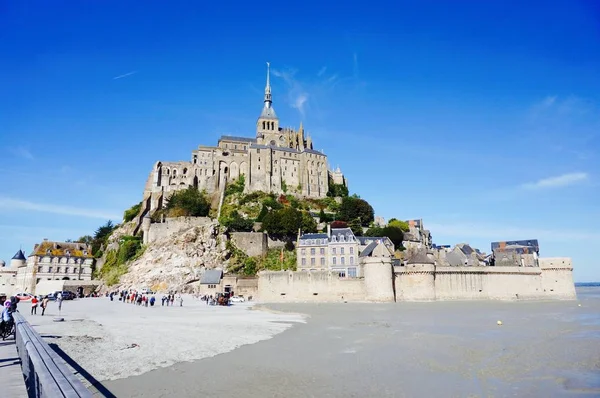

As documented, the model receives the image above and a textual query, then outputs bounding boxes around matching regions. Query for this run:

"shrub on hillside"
[123,202,142,222]
[165,187,210,217]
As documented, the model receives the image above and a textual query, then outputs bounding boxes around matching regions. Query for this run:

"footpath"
[0,338,28,397]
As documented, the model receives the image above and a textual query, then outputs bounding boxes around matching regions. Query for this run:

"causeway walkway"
[0,338,28,397]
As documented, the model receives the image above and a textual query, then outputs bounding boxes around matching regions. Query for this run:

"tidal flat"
[104,287,600,398]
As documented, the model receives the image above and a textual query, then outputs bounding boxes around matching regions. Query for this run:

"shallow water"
[105,288,600,397]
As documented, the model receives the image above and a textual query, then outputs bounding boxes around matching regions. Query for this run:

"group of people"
[30,292,62,315]
[109,290,183,307]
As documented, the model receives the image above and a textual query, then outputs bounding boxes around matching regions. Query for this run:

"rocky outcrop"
[107,220,229,293]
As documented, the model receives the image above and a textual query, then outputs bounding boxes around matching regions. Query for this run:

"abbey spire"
[264,61,272,107]
[257,62,279,141]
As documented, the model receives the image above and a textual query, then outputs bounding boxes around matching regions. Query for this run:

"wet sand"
[104,288,600,398]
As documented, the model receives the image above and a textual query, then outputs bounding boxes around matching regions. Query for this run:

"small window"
[310,258,315,265]
[320,257,325,266]
[310,248,315,255]
[332,257,336,265]
[320,248,325,255]
[350,256,354,265]
[341,247,345,255]
[301,258,306,266]
[341,257,345,265]
[301,249,306,255]
[350,247,354,254]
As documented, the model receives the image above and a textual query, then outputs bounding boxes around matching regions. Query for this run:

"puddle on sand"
[561,371,600,394]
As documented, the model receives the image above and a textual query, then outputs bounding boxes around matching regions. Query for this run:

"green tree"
[256,204,269,222]
[76,235,93,244]
[365,225,404,248]
[327,183,349,197]
[388,218,410,232]
[348,218,364,236]
[165,187,211,217]
[337,197,374,226]
[123,202,142,222]
[261,207,314,239]
[222,211,254,232]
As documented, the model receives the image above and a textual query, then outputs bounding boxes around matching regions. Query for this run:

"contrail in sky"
[113,70,137,80]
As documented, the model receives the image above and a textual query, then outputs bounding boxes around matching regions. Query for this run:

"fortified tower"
[363,242,395,302]
[396,250,436,301]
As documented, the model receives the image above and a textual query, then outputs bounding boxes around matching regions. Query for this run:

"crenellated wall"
[539,257,576,299]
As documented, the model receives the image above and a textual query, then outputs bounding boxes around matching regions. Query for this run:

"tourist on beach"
[41,296,49,316]
[109,292,114,301]
[57,292,63,311]
[170,295,175,306]
[150,296,155,307]
[161,295,166,306]
[177,294,183,307]
[31,295,39,315]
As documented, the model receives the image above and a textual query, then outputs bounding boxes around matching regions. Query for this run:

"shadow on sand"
[49,343,116,398]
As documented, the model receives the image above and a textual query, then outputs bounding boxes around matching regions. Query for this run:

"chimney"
[327,224,331,238]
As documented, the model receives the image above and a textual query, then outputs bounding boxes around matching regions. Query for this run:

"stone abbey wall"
[146,217,213,244]
[257,258,577,303]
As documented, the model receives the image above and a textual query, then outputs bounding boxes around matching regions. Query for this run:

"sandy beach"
[104,287,600,398]
[23,288,600,397]
[21,296,305,382]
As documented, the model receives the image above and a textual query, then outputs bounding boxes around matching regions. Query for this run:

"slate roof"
[407,250,435,265]
[299,233,328,241]
[200,269,223,285]
[359,241,378,258]
[260,106,278,119]
[219,136,257,143]
[330,228,355,242]
[12,249,26,261]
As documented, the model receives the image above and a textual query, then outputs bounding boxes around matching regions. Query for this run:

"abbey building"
[143,63,346,213]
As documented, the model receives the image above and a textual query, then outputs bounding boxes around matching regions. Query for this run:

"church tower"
[256,62,280,145]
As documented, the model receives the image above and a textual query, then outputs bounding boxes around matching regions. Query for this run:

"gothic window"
[183,168,188,175]
[262,121,266,129]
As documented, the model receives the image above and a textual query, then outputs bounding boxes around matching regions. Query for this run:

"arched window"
[173,169,177,177]
[183,168,188,175]
[271,121,274,130]
[262,121,266,129]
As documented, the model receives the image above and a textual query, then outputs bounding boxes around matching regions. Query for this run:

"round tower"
[363,242,395,302]
[397,250,436,301]
[10,249,27,269]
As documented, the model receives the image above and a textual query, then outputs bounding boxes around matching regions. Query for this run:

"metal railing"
[13,312,92,397]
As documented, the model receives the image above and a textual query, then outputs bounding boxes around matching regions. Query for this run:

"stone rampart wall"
[257,258,577,302]
[147,217,212,244]
[258,271,366,302]
[230,232,268,257]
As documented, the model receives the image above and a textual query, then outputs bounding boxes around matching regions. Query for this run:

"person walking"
[31,296,39,315]
[57,292,63,312]
[150,296,155,307]
[41,296,49,316]
[177,294,183,307]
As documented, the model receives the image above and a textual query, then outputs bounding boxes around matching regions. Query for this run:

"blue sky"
[1,1,599,281]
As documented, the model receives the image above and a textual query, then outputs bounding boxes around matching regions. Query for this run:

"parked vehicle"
[47,291,76,301]
[141,288,153,295]
[229,296,245,303]
[14,292,32,301]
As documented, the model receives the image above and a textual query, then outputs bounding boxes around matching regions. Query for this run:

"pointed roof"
[259,62,278,120]
[407,250,435,265]
[12,249,26,261]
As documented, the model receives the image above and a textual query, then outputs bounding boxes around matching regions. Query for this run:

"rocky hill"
[98,219,228,293]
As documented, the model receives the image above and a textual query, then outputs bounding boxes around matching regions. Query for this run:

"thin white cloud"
[8,146,34,160]
[317,66,327,77]
[0,197,120,220]
[113,70,137,80]
[427,222,600,243]
[521,172,588,190]
[292,94,308,116]
[352,52,359,79]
